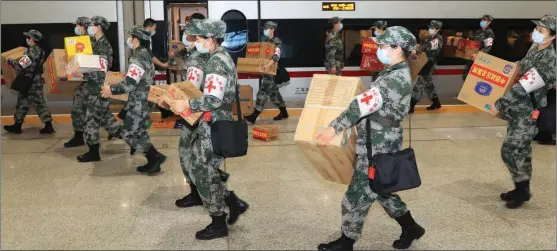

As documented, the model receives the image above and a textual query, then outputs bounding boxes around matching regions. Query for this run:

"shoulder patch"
[99,58,108,73]
[356,87,383,118]
[18,55,32,69]
[203,73,227,100]
[126,63,145,83]
[484,37,494,47]
[430,39,439,50]
[186,66,204,89]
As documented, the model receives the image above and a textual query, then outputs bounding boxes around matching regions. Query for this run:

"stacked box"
[43,49,82,95]
[64,36,93,63]
[237,42,277,75]
[162,81,204,126]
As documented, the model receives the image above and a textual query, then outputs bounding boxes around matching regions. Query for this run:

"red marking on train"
[237,68,464,79]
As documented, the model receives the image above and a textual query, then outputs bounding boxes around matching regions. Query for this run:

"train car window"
[221,10,248,52]
[506,29,533,62]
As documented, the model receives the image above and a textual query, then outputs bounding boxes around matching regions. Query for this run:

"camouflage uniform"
[319,27,424,251]
[412,20,443,102]
[325,17,344,76]
[463,15,495,80]
[494,15,556,209]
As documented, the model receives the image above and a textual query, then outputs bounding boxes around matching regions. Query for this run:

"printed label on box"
[469,64,509,88]
[474,82,493,96]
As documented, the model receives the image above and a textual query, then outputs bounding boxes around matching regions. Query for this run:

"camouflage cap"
[23,29,43,42]
[328,16,342,25]
[375,26,417,51]
[74,16,91,26]
[482,15,494,21]
[91,16,110,30]
[371,20,388,30]
[127,25,151,41]
[194,18,227,38]
[428,20,443,29]
[263,21,278,30]
[532,15,556,32]
[185,19,203,36]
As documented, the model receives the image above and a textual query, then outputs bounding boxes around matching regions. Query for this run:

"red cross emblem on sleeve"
[360,93,373,106]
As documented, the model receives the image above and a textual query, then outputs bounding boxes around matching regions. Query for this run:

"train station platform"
[1,111,555,250]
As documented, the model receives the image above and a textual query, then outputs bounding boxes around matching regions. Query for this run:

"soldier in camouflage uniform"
[64,17,92,147]
[244,21,289,124]
[317,27,424,251]
[490,15,556,209]
[76,16,123,163]
[409,20,444,113]
[462,14,495,80]
[370,21,388,81]
[325,17,344,76]
[167,18,248,240]
[4,30,54,134]
[102,26,167,174]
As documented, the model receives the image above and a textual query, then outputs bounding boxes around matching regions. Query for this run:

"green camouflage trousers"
[71,83,88,132]
[255,75,286,112]
[341,155,408,241]
[122,99,152,154]
[462,60,473,81]
[412,64,439,100]
[14,79,52,124]
[178,124,198,183]
[501,118,537,182]
[325,61,342,76]
[84,95,122,145]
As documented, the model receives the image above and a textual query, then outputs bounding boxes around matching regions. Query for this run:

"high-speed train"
[0,0,553,112]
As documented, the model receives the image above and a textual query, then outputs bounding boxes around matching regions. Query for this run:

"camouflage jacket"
[471,28,495,53]
[181,47,209,89]
[110,47,154,103]
[325,30,343,66]
[85,35,113,93]
[189,46,237,123]
[8,45,46,81]
[495,44,556,120]
[264,36,282,62]
[330,61,412,156]
[416,33,443,60]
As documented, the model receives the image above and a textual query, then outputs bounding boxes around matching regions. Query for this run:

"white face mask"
[127,37,135,49]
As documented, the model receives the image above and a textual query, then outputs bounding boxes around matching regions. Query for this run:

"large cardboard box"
[455,39,480,60]
[294,74,365,185]
[43,49,82,95]
[148,85,170,103]
[237,57,277,76]
[253,125,279,142]
[408,52,428,81]
[103,71,128,101]
[360,54,383,72]
[64,36,93,63]
[1,47,26,86]
[169,40,186,70]
[162,81,204,126]
[66,54,103,79]
[245,42,276,60]
[232,85,254,115]
[361,39,378,54]
[457,52,520,114]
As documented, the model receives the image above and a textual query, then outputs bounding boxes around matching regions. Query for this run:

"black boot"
[195,213,229,240]
[243,110,261,125]
[426,98,441,111]
[218,169,230,182]
[40,121,55,134]
[317,234,355,251]
[4,122,22,134]
[225,191,249,225]
[117,108,127,120]
[64,131,85,148]
[393,211,425,249]
[506,180,531,209]
[175,183,203,208]
[409,98,418,114]
[273,107,289,121]
[77,144,101,162]
[500,182,519,201]
[136,146,166,174]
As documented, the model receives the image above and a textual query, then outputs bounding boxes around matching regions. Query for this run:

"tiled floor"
[1,112,555,250]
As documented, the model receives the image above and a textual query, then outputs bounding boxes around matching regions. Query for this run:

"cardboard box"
[66,54,103,79]
[148,85,170,103]
[463,40,481,60]
[1,47,26,86]
[360,30,372,41]
[64,36,93,63]
[245,42,276,60]
[443,36,456,57]
[169,40,186,70]
[162,81,204,126]
[408,52,428,81]
[455,39,466,58]
[360,53,383,72]
[361,39,378,54]
[232,85,254,115]
[237,57,277,76]
[253,125,279,142]
[103,71,128,101]
[457,52,520,114]
[294,74,365,185]
[42,49,82,95]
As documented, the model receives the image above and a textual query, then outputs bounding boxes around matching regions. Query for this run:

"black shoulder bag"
[530,92,556,134]
[367,112,421,195]
[210,83,249,157]
[11,49,44,95]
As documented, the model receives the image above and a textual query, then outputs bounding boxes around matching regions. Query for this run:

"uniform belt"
[368,113,401,128]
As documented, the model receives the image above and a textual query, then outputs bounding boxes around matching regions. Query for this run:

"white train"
[1,0,553,111]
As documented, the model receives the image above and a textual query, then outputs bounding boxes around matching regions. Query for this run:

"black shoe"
[225,191,249,225]
[218,169,230,182]
[506,180,531,209]
[409,98,418,114]
[117,108,127,120]
[64,131,85,148]
[137,146,166,174]
[40,121,55,134]
[244,110,261,125]
[426,98,441,111]
[393,211,425,249]
[77,144,101,162]
[195,213,229,240]
[4,122,22,134]
[318,234,355,251]
[175,183,203,208]
[273,107,289,121]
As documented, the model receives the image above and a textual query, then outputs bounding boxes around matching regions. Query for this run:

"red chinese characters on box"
[469,64,509,88]
[361,39,379,54]
[360,54,383,72]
